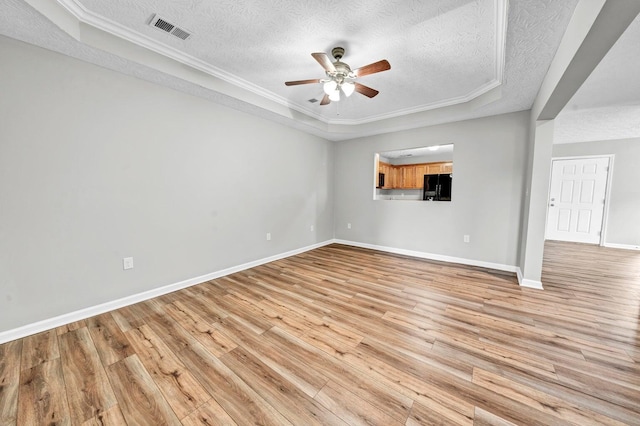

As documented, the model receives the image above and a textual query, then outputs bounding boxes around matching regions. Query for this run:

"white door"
[546,157,609,244]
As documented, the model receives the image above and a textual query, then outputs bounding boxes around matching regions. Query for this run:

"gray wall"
[0,37,334,332]
[334,111,530,267]
[553,138,640,247]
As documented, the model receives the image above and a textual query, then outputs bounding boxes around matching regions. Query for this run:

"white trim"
[54,0,294,110]
[600,155,615,246]
[603,243,640,251]
[494,0,508,85]
[0,240,333,344]
[52,0,508,127]
[334,239,517,273]
[516,267,544,289]
[1,237,548,344]
[327,0,509,125]
[326,80,502,125]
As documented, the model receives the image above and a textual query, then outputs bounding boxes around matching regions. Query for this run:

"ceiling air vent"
[149,14,192,40]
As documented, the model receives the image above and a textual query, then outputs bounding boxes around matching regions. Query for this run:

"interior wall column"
[517,0,640,289]
[520,119,555,289]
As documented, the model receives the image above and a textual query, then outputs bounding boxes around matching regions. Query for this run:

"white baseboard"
[603,242,640,251]
[0,238,549,343]
[334,239,518,273]
[0,240,334,344]
[516,267,544,290]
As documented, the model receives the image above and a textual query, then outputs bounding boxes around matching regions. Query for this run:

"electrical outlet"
[123,257,134,270]
[310,225,314,232]
[347,223,352,229]
[464,235,470,243]
[266,232,271,241]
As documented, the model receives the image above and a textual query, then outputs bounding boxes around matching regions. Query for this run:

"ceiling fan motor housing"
[331,61,353,81]
[331,46,345,60]
[328,48,354,83]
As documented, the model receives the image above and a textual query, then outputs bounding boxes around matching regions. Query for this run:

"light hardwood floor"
[1,241,639,425]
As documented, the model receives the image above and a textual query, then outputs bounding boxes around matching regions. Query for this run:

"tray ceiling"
[73,0,506,123]
[0,0,582,140]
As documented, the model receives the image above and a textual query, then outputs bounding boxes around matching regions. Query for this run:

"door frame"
[546,154,615,246]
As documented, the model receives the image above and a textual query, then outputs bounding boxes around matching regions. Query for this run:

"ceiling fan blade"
[312,52,337,73]
[355,83,379,98]
[285,79,321,86]
[319,94,331,105]
[353,59,391,77]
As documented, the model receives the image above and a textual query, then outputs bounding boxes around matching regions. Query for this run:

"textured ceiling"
[0,0,595,141]
[554,15,640,144]
[63,0,509,122]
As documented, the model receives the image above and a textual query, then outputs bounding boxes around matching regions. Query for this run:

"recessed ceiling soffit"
[40,0,508,125]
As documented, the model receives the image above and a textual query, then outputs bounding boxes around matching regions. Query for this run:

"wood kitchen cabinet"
[413,164,427,188]
[427,162,453,174]
[376,162,384,187]
[425,164,440,174]
[399,166,415,189]
[377,161,452,190]
[388,166,398,188]
[377,161,393,188]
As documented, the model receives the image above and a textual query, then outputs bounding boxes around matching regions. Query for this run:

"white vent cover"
[149,14,192,40]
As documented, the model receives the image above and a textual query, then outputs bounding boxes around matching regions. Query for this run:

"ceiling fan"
[285,47,391,105]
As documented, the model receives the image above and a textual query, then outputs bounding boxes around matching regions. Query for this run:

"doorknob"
[550,203,555,207]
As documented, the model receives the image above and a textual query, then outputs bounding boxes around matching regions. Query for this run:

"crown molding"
[46,0,508,127]
[326,79,503,125]
[494,0,508,84]
[308,0,510,126]
[55,0,292,107]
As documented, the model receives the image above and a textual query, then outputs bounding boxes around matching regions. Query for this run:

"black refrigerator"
[423,174,452,201]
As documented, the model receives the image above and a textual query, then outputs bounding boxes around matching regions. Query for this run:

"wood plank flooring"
[1,241,639,425]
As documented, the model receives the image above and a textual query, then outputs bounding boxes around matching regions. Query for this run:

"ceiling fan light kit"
[328,87,341,102]
[323,80,338,95]
[341,81,355,97]
[286,46,390,105]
